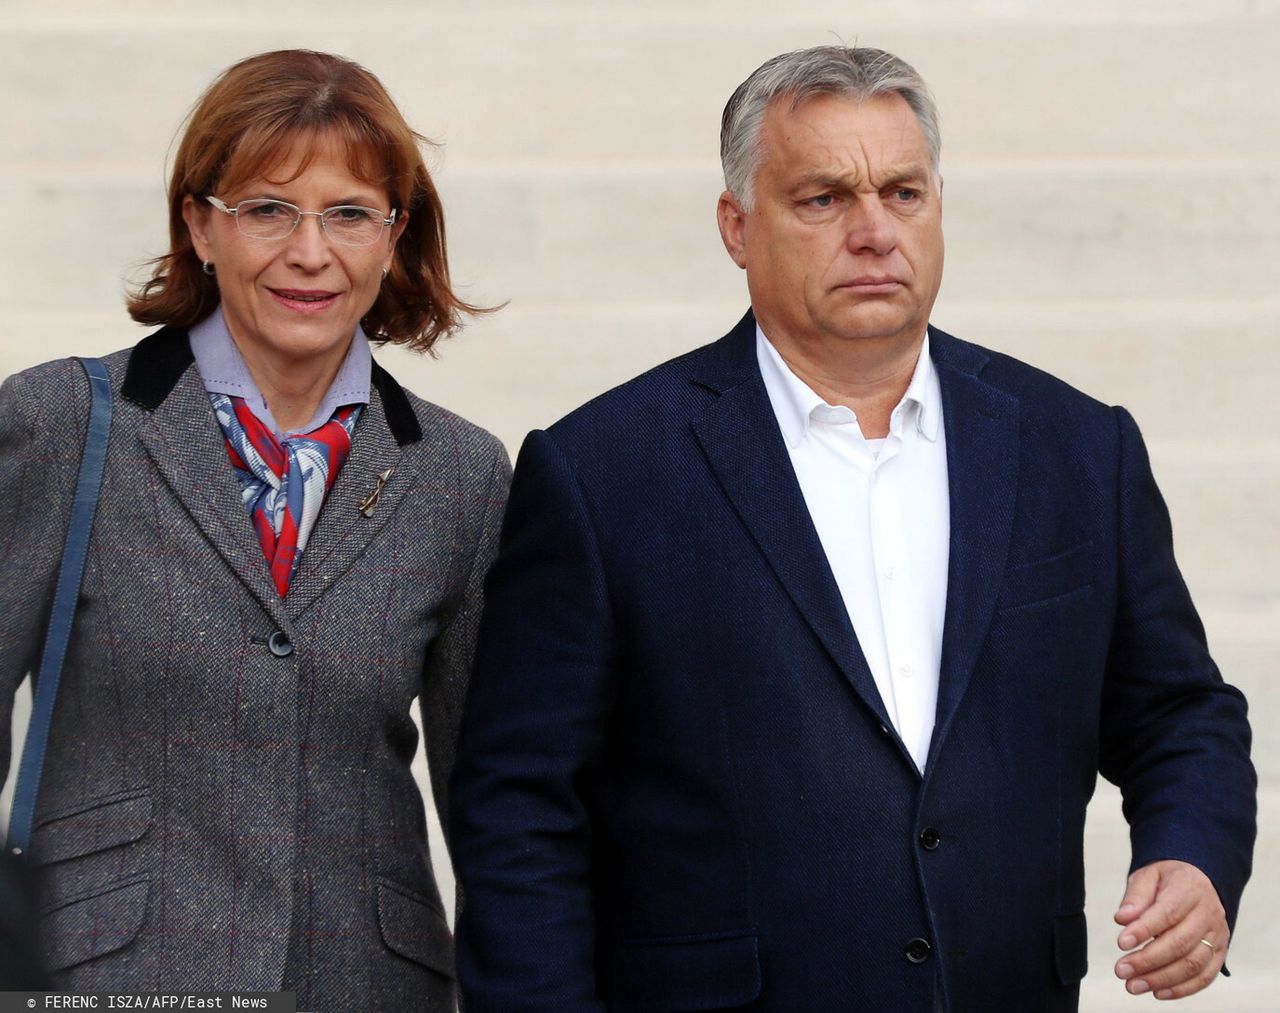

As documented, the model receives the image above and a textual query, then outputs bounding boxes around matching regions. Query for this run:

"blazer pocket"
[1053,912,1088,987]
[614,930,761,1012]
[41,874,150,972]
[375,876,454,978]
[32,787,152,867]
[998,541,1095,612]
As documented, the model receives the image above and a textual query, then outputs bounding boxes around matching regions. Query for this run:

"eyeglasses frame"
[204,195,398,246]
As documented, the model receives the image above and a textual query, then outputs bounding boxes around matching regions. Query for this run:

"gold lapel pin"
[358,467,394,517]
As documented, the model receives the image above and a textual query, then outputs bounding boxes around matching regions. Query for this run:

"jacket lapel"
[690,314,900,739]
[926,328,1020,769]
[283,381,414,621]
[123,331,429,629]
[126,332,291,630]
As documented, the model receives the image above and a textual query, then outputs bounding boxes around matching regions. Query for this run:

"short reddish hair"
[128,49,486,352]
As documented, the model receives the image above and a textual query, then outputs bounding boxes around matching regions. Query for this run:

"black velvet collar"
[121,326,194,410]
[370,358,422,446]
[122,327,423,447]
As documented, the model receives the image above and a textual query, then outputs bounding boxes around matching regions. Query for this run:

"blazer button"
[267,631,294,657]
[919,827,942,851]
[905,937,932,964]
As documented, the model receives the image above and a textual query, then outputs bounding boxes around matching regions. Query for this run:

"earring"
[381,266,389,279]
[202,261,215,276]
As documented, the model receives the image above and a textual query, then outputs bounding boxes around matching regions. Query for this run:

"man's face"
[718,92,944,357]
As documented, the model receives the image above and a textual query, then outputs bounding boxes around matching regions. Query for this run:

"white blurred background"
[2,2,1277,1007]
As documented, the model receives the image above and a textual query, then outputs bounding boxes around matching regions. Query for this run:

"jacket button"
[905,937,932,964]
[267,631,294,657]
[919,827,942,851]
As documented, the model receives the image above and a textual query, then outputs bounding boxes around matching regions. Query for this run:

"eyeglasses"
[205,196,397,247]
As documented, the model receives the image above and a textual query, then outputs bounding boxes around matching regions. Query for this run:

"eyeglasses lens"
[232,200,388,246]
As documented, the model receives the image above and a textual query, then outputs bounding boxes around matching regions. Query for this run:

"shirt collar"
[189,305,371,438]
[755,324,942,448]
[898,334,942,443]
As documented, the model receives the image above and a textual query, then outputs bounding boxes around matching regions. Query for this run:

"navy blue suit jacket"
[451,312,1255,1012]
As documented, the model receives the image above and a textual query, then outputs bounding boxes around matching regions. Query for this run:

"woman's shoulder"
[0,347,138,504]
[5,342,143,403]
[1,346,125,437]
[374,362,508,470]
[411,393,505,459]
[389,384,512,521]
[0,333,191,465]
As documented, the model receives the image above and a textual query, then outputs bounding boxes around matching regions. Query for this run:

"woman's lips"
[269,288,340,313]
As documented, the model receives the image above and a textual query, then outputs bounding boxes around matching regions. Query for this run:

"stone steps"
[3,1,1275,1003]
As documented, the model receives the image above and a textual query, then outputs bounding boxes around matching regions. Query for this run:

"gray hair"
[720,46,941,210]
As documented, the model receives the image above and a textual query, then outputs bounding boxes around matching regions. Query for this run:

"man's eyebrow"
[875,163,935,188]
[789,164,935,193]
[790,171,859,192]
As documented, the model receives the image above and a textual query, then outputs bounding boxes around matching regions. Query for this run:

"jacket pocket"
[32,787,152,867]
[998,541,1095,612]
[375,876,454,978]
[614,930,761,1012]
[1053,912,1088,986]
[41,874,150,972]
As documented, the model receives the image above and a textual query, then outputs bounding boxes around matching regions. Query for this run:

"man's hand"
[1114,860,1228,1000]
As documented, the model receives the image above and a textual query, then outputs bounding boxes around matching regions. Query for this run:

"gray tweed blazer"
[0,327,510,1010]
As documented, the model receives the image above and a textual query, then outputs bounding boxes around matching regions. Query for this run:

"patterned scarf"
[211,394,360,597]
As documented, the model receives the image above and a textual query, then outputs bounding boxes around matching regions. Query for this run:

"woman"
[0,50,508,1010]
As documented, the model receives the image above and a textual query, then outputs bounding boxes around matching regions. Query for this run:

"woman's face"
[183,135,406,378]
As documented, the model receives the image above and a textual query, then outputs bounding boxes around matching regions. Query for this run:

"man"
[451,46,1255,1011]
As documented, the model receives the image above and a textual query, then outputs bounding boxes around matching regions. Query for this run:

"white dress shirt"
[757,326,949,771]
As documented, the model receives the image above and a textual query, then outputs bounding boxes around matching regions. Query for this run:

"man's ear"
[716,191,749,269]
[181,194,214,263]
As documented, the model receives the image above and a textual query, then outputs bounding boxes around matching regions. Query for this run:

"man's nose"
[844,195,896,255]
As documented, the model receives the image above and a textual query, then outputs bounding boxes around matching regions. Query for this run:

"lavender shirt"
[188,306,371,439]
